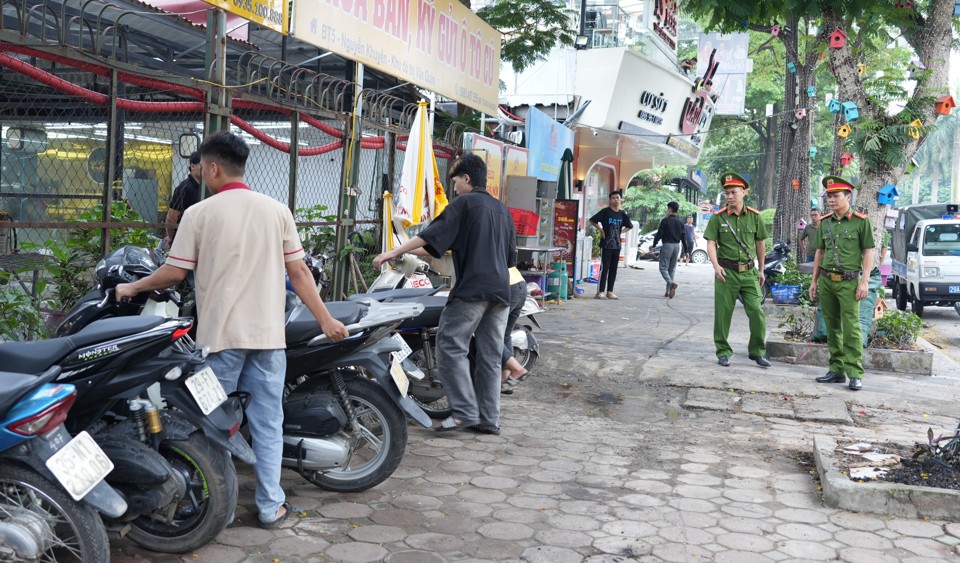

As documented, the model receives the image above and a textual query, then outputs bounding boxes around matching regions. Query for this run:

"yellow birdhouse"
[837,124,852,138]
[857,63,866,75]
[907,119,923,140]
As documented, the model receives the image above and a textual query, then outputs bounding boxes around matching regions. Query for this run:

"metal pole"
[288,111,300,213]
[102,69,120,256]
[332,62,364,299]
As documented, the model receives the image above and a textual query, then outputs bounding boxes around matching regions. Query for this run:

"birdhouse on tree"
[840,152,855,166]
[827,99,842,113]
[829,28,847,49]
[807,86,817,97]
[857,64,866,75]
[792,179,800,191]
[796,108,807,120]
[837,124,852,138]
[841,101,860,121]
[787,62,796,73]
[809,146,818,158]
[771,25,781,36]
[878,184,898,206]
[894,0,914,8]
[873,298,887,320]
[907,119,923,140]
[936,95,956,116]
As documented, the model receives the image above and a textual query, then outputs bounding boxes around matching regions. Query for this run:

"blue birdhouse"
[827,99,842,114]
[787,62,797,73]
[878,184,898,206]
[807,86,817,97]
[841,101,860,121]
[809,146,818,158]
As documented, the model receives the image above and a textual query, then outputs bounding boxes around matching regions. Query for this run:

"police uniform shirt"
[813,211,875,272]
[703,207,768,262]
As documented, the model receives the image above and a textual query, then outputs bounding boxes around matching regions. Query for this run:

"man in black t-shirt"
[373,154,516,435]
[589,190,633,299]
[653,201,685,298]
[164,151,202,249]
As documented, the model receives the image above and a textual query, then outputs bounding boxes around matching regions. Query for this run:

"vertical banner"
[503,145,529,201]
[553,199,580,278]
[463,133,504,199]
[525,107,574,181]
[697,33,749,115]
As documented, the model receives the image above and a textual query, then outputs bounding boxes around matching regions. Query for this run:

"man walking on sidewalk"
[808,176,874,391]
[704,173,770,368]
[653,201,684,298]
[589,191,632,300]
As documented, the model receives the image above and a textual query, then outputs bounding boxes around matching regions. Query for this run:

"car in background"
[637,230,708,263]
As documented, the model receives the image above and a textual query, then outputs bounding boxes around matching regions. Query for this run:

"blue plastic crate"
[771,284,802,305]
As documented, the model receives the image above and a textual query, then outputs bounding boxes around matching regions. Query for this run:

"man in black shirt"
[373,154,516,434]
[589,191,633,299]
[164,151,202,249]
[653,201,685,298]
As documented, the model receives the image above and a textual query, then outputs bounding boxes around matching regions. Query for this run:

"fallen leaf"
[923,413,930,418]
[859,410,866,415]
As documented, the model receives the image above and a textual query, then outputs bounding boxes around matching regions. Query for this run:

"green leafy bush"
[777,303,816,341]
[0,273,46,341]
[872,309,923,349]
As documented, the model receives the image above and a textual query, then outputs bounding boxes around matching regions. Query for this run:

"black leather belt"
[718,259,755,272]
[821,269,860,281]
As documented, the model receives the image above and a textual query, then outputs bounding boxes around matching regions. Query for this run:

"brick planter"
[766,338,933,375]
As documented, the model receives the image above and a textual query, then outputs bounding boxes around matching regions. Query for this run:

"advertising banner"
[553,199,579,278]
[525,107,574,182]
[463,133,504,200]
[698,33,749,115]
[293,0,500,113]
[202,0,287,35]
[503,145,529,183]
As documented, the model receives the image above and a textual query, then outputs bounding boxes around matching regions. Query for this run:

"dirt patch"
[879,457,960,491]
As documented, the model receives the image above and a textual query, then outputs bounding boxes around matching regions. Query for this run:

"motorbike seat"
[0,317,167,374]
[286,302,364,342]
[0,367,60,418]
[347,287,437,302]
[397,295,448,329]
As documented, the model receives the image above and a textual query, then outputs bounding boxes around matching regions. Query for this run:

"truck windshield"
[923,224,960,256]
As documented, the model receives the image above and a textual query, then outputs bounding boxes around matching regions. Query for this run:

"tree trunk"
[772,16,799,244]
[912,174,921,205]
[758,108,778,209]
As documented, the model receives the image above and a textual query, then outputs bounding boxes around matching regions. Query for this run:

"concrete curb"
[768,339,933,375]
[814,435,960,520]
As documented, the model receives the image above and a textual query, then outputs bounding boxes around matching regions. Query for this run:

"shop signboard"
[698,33,749,115]
[525,107,574,182]
[503,145,529,198]
[293,0,500,114]
[553,199,579,278]
[201,0,287,35]
[463,133,504,199]
[642,0,679,56]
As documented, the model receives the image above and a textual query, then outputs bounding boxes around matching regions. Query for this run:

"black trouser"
[598,247,620,292]
[502,281,527,363]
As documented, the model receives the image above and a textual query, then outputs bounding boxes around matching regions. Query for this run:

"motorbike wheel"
[0,461,110,563]
[126,433,237,553]
[407,342,453,419]
[302,376,407,493]
[513,346,539,372]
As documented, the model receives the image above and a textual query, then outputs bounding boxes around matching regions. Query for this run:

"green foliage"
[0,273,45,341]
[760,208,775,249]
[476,0,576,73]
[774,258,814,305]
[872,309,923,349]
[777,303,816,342]
[295,205,337,255]
[623,167,699,226]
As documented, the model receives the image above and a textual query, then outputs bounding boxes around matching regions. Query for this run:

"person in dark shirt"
[653,201,685,298]
[373,154,516,435]
[165,151,202,249]
[589,191,633,300]
[681,215,696,265]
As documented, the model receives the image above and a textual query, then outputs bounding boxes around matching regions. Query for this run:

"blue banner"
[525,107,574,181]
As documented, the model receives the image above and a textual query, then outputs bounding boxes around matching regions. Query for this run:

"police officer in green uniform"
[809,176,875,391]
[704,173,770,368]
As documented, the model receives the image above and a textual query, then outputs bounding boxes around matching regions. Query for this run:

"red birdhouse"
[840,152,855,166]
[792,179,799,190]
[893,0,914,8]
[829,28,847,49]
[936,95,956,116]
[771,25,781,37]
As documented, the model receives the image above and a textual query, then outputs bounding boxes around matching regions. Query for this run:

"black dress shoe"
[748,355,771,367]
[718,356,730,367]
[848,378,862,391]
[815,371,846,383]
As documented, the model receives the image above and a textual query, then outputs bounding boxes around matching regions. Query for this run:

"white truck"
[890,203,960,317]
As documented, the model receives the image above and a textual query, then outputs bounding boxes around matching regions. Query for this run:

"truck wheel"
[912,296,924,317]
[895,283,908,311]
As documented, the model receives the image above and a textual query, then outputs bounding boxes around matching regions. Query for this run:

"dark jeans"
[598,247,620,292]
[502,281,527,363]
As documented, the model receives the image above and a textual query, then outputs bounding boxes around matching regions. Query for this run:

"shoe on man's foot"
[669,283,678,299]
[717,356,730,367]
[848,378,863,391]
[595,292,607,300]
[606,292,619,300]
[815,371,846,383]
[748,355,771,367]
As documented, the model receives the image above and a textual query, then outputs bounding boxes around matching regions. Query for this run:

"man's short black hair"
[448,153,487,189]
[188,151,201,165]
[667,201,679,213]
[609,190,623,199]
[199,131,249,176]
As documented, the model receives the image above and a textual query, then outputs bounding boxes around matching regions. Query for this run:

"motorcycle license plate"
[185,366,228,415]
[391,333,413,362]
[950,286,960,294]
[390,357,410,397]
[45,431,114,501]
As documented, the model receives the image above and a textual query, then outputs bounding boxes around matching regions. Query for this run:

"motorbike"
[58,245,430,493]
[760,240,792,304]
[353,255,542,419]
[0,366,126,562]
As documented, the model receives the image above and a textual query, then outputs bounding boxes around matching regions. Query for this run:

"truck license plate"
[950,286,960,294]
[185,366,228,415]
[45,431,114,501]
[391,333,413,362]
[390,357,410,397]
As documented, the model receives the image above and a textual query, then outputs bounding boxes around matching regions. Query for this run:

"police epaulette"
[746,206,760,214]
[714,206,727,215]
[853,211,867,219]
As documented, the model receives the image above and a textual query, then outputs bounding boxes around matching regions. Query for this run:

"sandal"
[472,425,501,435]
[259,502,292,529]
[436,416,478,432]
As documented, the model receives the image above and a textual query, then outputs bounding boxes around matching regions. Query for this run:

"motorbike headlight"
[922,267,940,278]
[163,366,183,381]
